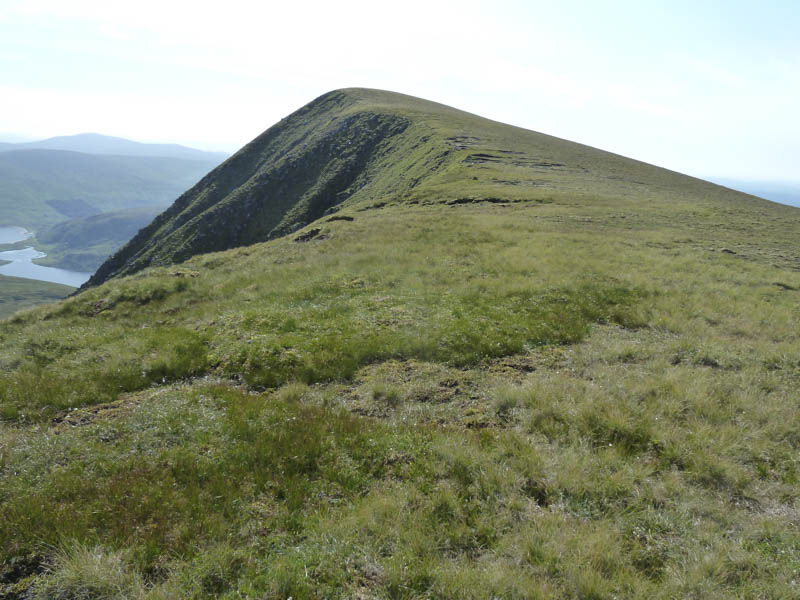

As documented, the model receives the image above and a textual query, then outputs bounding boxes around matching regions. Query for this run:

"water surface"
[0,226,32,245]
[0,247,89,287]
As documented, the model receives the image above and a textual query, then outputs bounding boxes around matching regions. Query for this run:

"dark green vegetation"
[33,207,166,271]
[1,89,799,598]
[0,275,74,319]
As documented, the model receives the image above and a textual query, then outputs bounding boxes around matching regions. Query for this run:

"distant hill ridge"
[87,87,772,287]
[34,206,166,272]
[0,148,223,229]
[708,177,800,208]
[0,132,229,162]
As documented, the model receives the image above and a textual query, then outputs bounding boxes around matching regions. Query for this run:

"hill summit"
[86,88,760,287]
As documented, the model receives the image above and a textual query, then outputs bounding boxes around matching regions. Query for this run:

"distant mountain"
[0,133,229,162]
[708,178,800,207]
[0,149,221,230]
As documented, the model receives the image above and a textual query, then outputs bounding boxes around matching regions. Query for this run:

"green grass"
[0,208,645,423]
[2,201,798,598]
[1,89,799,598]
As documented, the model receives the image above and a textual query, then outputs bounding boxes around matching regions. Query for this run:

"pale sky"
[1,0,798,181]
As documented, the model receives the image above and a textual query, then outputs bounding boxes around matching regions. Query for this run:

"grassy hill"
[1,89,799,599]
[88,88,765,287]
[0,149,218,230]
[0,274,74,319]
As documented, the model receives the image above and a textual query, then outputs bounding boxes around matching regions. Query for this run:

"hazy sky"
[1,0,797,181]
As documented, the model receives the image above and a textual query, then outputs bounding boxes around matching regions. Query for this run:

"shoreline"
[0,244,90,287]
[0,225,33,246]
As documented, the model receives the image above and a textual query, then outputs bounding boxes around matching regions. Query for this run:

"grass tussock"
[1,208,647,422]
[32,544,146,600]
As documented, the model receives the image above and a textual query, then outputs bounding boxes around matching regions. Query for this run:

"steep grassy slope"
[88,88,759,287]
[0,149,219,230]
[33,206,166,272]
[1,90,799,598]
